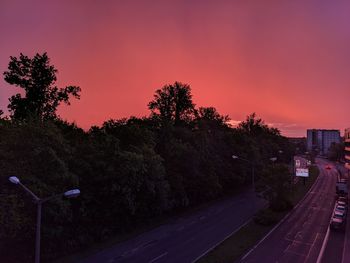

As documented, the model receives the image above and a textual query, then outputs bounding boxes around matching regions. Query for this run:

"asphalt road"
[322,163,349,263]
[78,189,266,263]
[240,159,337,263]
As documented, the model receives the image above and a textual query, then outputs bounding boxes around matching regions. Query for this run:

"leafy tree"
[0,77,298,262]
[259,164,293,211]
[102,117,156,151]
[238,113,280,136]
[0,121,78,262]
[328,142,344,161]
[196,107,230,128]
[3,53,81,121]
[148,81,196,126]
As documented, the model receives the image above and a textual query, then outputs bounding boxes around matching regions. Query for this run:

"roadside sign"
[296,168,309,177]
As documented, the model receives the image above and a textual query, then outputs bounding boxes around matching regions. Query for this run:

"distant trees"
[3,52,81,121]
[328,142,344,161]
[0,54,296,262]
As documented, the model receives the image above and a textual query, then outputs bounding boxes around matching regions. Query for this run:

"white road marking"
[191,219,252,263]
[240,158,322,262]
[316,227,330,263]
[304,233,320,263]
[148,252,168,263]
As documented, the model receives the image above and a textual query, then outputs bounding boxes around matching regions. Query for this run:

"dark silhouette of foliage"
[328,142,344,161]
[148,81,196,126]
[3,53,81,121]
[259,164,293,211]
[0,71,295,262]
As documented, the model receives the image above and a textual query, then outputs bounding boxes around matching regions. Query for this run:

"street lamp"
[232,155,255,190]
[270,157,277,162]
[8,176,80,263]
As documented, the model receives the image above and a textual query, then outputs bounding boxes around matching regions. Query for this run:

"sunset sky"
[1,0,349,137]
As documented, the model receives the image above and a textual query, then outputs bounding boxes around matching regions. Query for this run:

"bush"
[270,198,293,212]
[253,208,280,226]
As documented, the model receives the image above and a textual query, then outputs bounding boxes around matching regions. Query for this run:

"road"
[78,189,266,263]
[240,159,337,263]
[322,162,349,263]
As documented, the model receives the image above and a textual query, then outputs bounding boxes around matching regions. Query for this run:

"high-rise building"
[345,128,350,170]
[306,129,341,155]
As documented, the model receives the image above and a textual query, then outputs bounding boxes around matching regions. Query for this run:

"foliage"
[0,58,296,262]
[3,53,81,121]
[148,81,196,126]
[259,164,293,211]
[328,142,344,161]
[253,208,281,226]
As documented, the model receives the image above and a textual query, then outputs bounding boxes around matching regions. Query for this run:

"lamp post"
[8,176,80,263]
[232,155,255,191]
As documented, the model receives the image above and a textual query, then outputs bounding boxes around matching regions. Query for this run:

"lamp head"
[64,189,80,198]
[9,176,20,184]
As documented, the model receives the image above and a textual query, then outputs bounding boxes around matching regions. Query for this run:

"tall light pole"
[232,155,255,191]
[9,176,80,263]
[232,153,282,191]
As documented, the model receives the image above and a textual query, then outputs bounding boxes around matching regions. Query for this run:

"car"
[338,196,348,204]
[330,216,345,231]
[334,209,346,219]
[337,200,347,207]
[335,205,347,215]
[336,183,348,197]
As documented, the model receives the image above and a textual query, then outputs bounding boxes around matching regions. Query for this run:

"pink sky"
[1,0,350,137]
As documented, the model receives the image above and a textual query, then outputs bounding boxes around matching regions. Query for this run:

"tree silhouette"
[148,81,196,125]
[198,107,229,123]
[238,113,280,136]
[3,52,81,121]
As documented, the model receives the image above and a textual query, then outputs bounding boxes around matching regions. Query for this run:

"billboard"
[296,168,309,177]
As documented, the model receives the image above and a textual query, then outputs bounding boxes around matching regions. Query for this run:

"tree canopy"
[0,54,295,262]
[3,52,81,121]
[148,81,196,126]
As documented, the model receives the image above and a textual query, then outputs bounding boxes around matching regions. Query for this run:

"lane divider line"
[148,252,168,263]
[191,219,252,263]
[316,227,330,263]
[240,160,323,262]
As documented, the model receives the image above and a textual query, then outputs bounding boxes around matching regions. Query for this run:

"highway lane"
[322,163,348,263]
[78,189,266,263]
[240,159,337,263]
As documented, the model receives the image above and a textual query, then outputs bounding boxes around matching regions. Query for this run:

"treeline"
[0,53,295,262]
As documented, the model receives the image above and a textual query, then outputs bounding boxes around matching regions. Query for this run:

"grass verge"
[197,165,320,263]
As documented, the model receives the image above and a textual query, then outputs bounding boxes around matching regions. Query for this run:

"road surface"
[322,162,349,263]
[240,159,337,263]
[78,189,266,263]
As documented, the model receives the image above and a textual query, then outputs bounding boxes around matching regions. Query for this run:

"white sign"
[296,168,309,177]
